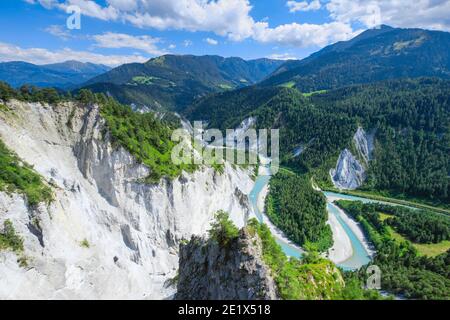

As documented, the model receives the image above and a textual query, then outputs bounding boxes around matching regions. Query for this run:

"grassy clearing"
[131,76,159,85]
[413,241,450,257]
[279,81,296,88]
[379,212,393,221]
[218,84,233,90]
[302,90,328,97]
[386,226,450,257]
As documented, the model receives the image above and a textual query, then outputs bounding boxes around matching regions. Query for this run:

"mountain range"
[184,25,450,205]
[2,25,449,112]
[0,60,111,89]
[261,25,450,91]
[0,24,449,301]
[81,55,284,111]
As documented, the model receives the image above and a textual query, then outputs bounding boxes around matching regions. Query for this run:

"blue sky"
[0,0,449,66]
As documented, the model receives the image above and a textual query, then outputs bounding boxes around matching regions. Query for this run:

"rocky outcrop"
[353,127,375,165]
[225,117,257,151]
[176,228,278,300]
[0,100,254,299]
[330,127,375,190]
[330,149,366,190]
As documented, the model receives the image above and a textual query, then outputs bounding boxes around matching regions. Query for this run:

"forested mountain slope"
[261,26,450,92]
[186,78,450,204]
[82,55,284,111]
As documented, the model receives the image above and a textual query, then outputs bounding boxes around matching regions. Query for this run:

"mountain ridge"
[261,25,450,91]
[0,60,110,89]
[81,54,285,111]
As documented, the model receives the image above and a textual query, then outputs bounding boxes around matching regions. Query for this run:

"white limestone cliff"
[330,127,375,190]
[0,100,254,299]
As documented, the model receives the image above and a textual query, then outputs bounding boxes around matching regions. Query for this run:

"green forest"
[337,201,449,244]
[187,78,450,204]
[336,200,450,299]
[265,170,333,252]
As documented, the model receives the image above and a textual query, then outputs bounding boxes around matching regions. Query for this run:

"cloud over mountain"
[25,0,450,50]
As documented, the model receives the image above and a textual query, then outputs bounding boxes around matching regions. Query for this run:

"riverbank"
[326,210,353,263]
[249,167,373,269]
[253,172,357,265]
[254,178,305,257]
[327,194,375,258]
[325,188,450,215]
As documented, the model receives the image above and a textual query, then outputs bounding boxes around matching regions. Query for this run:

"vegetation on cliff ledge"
[245,218,382,300]
[0,139,52,206]
[0,219,24,252]
[96,90,197,183]
[208,210,240,247]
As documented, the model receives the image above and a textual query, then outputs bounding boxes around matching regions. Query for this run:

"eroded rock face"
[0,100,254,299]
[353,127,375,165]
[225,117,257,151]
[330,149,366,190]
[176,229,278,300]
[330,127,375,190]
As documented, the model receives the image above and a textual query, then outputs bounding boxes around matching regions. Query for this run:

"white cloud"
[45,24,73,40]
[0,41,148,66]
[287,0,321,13]
[168,44,176,49]
[119,0,255,41]
[24,0,119,20]
[26,0,450,50]
[92,32,166,55]
[65,0,119,20]
[326,0,450,31]
[27,0,357,48]
[183,40,193,47]
[24,0,59,9]
[204,38,219,45]
[268,53,298,60]
[253,21,360,47]
[29,0,254,41]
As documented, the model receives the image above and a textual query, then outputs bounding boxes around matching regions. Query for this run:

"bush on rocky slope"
[0,139,52,206]
[0,220,24,252]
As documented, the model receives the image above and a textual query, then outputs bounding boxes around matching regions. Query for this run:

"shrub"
[0,139,53,206]
[0,220,24,252]
[80,238,90,248]
[208,211,239,247]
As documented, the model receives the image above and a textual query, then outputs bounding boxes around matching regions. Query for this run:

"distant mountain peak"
[0,60,110,89]
[261,26,450,91]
